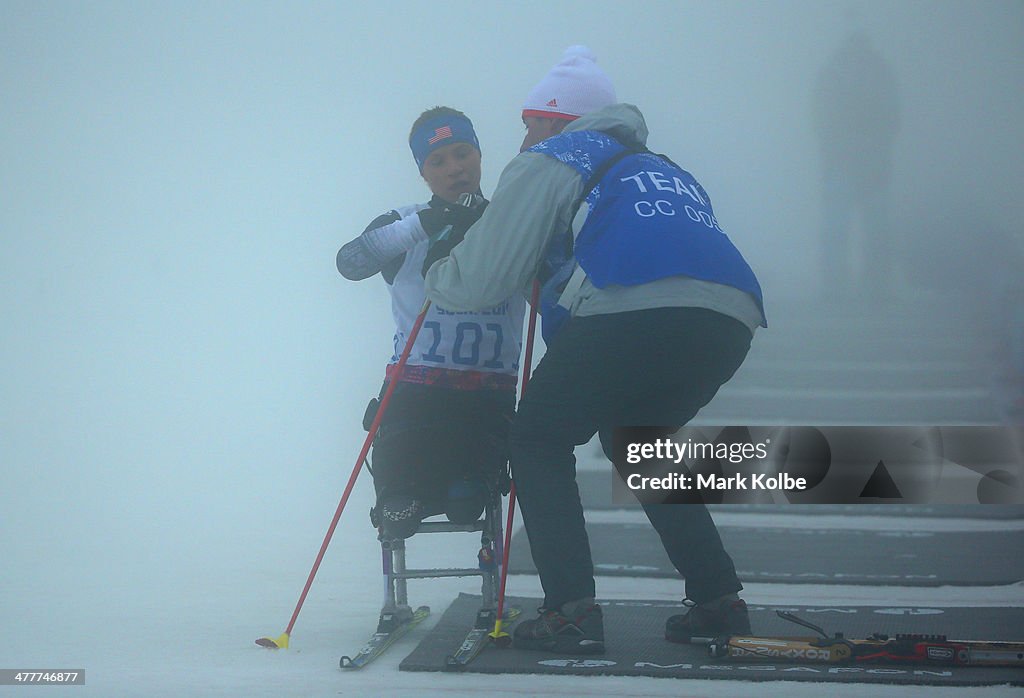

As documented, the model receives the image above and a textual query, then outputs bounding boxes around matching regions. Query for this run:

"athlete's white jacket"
[338,201,525,389]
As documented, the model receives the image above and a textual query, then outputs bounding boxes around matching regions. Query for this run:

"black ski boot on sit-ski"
[377,494,424,540]
[445,476,489,524]
[665,594,751,643]
[513,600,605,654]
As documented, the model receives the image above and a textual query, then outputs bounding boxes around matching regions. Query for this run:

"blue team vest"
[532,131,766,340]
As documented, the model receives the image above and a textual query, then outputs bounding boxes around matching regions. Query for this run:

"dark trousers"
[509,307,752,608]
[372,383,515,507]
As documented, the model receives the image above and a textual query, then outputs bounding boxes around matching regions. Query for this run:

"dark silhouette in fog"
[812,29,901,300]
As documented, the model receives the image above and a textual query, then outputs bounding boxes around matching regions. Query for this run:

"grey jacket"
[423,104,763,334]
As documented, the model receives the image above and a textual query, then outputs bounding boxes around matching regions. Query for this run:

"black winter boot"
[513,600,605,654]
[665,594,751,643]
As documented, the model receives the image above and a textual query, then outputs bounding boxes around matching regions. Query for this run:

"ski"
[705,611,1024,667]
[708,634,1024,666]
[339,605,430,670]
[444,606,521,670]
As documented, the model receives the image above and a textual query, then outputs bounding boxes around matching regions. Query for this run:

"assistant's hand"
[420,195,488,276]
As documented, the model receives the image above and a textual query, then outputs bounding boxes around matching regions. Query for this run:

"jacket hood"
[565,103,648,149]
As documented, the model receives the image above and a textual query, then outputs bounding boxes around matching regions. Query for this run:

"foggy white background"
[2,1,1022,694]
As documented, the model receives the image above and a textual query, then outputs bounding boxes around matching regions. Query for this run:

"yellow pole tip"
[255,633,290,649]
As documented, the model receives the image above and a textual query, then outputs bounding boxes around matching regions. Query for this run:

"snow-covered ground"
[3,465,1022,697]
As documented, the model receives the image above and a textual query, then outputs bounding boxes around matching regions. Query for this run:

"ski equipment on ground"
[446,606,522,669]
[705,611,1024,667]
[339,605,431,669]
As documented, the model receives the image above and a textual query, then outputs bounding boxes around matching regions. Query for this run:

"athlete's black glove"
[419,194,488,276]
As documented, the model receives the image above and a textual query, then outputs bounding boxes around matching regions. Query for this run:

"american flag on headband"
[427,125,453,144]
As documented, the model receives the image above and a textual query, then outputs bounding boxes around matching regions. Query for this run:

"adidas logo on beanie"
[522,45,617,121]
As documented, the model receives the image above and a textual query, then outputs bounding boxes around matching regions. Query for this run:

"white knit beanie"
[522,45,617,121]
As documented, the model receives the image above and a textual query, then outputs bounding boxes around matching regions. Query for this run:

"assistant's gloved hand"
[415,206,449,240]
[420,194,488,276]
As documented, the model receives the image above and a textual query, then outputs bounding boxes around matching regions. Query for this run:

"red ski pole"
[490,281,540,644]
[257,300,431,649]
